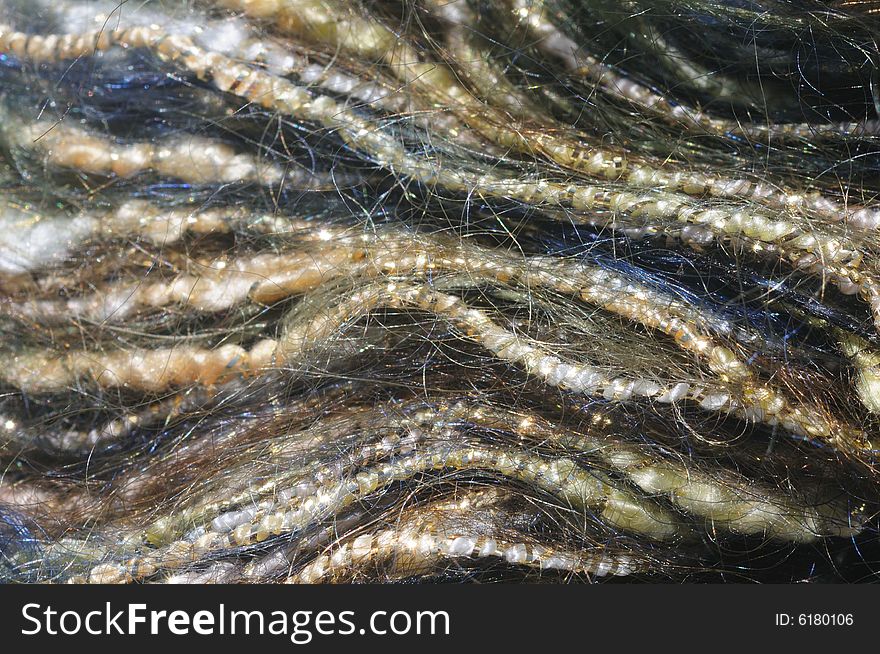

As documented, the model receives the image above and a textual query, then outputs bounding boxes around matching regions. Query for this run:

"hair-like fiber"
[1,0,880,583]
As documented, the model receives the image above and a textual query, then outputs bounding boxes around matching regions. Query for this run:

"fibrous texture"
[1,0,879,583]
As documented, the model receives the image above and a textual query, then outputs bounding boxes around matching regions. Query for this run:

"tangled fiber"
[1,0,880,583]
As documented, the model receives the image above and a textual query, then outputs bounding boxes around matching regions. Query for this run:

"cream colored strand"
[288,489,641,582]
[77,440,678,583]
[13,244,358,322]
[424,402,862,541]
[3,119,294,186]
[838,332,880,416]
[3,338,279,393]
[289,526,638,583]
[96,200,315,244]
[0,198,315,275]
[241,440,681,544]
